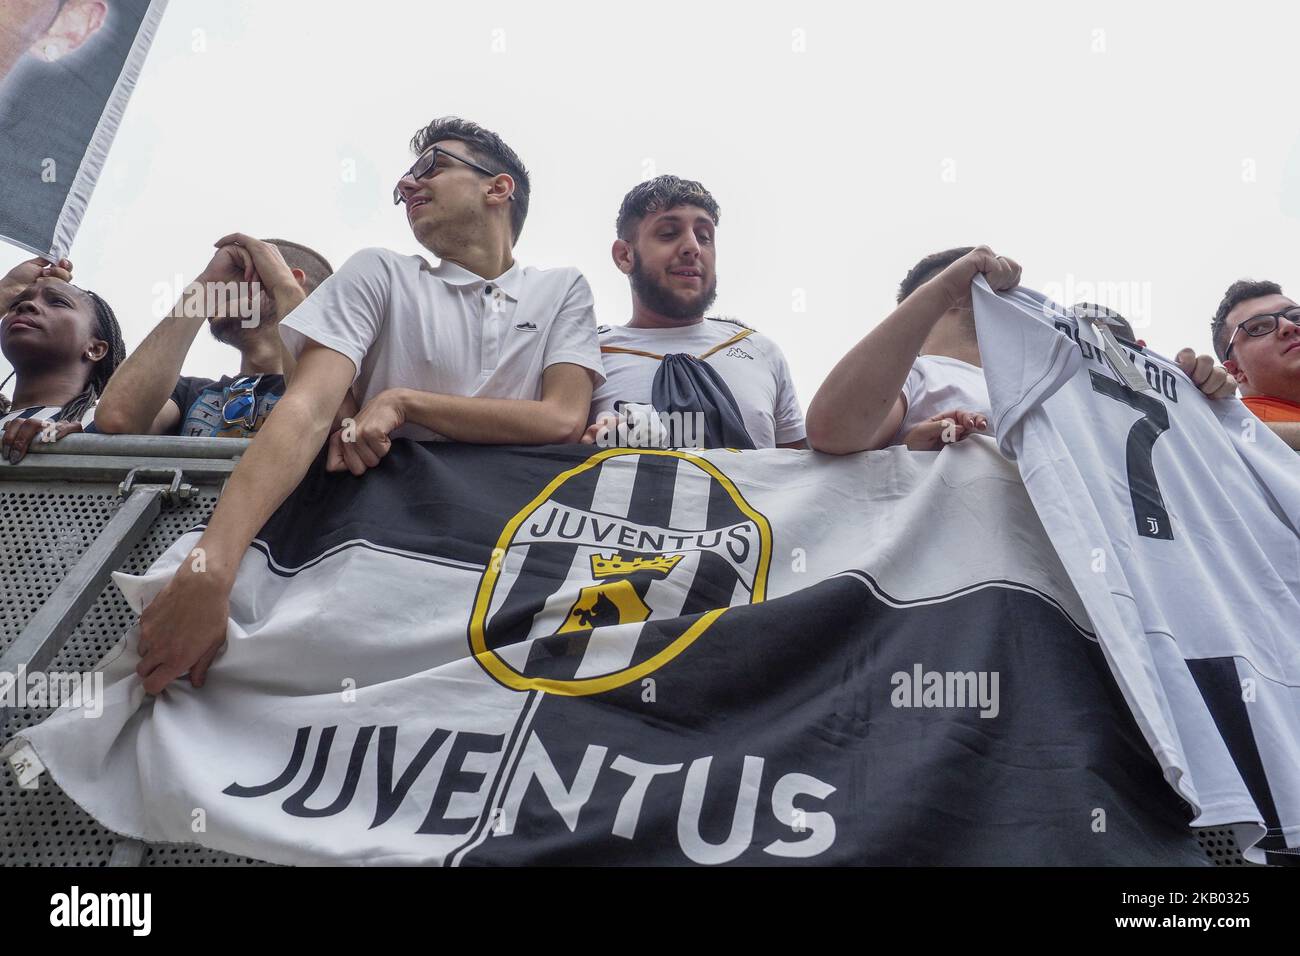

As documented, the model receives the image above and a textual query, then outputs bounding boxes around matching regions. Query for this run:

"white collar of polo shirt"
[427,257,524,302]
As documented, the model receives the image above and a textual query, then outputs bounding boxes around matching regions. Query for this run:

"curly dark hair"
[59,289,125,423]
[409,116,531,243]
[1211,279,1283,361]
[616,175,720,242]
[897,247,974,304]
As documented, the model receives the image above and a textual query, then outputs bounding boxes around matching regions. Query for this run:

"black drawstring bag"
[651,352,756,449]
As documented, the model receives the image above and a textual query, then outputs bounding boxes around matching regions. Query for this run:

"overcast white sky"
[4,0,1300,404]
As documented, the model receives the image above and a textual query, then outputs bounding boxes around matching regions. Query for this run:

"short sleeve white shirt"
[589,319,806,448]
[279,247,605,440]
[893,354,990,445]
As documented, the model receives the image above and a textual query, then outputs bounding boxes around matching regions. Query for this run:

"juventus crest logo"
[469,448,772,695]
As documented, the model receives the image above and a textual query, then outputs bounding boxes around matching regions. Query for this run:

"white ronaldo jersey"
[973,276,1300,863]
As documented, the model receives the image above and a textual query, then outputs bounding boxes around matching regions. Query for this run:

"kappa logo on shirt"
[725,346,754,360]
[515,321,539,332]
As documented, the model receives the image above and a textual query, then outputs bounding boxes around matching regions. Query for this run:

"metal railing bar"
[21,434,250,460]
[1,455,238,484]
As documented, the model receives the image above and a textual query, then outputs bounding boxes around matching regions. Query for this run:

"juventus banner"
[0,0,168,259]
[7,440,1212,865]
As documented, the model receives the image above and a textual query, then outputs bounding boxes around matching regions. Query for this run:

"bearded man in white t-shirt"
[132,116,606,695]
[806,245,1236,455]
[581,175,805,450]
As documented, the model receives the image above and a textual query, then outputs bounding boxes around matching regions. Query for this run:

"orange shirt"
[1242,395,1300,423]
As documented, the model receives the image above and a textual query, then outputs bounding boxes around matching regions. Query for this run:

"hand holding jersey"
[974,277,1300,863]
[933,247,1023,311]
[889,340,1232,452]
[807,244,1238,456]
[805,245,1019,455]
[1175,348,1237,400]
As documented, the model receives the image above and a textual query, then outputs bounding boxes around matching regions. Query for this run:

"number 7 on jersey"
[1089,370,1175,540]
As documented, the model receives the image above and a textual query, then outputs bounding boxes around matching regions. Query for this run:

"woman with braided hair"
[1,256,125,463]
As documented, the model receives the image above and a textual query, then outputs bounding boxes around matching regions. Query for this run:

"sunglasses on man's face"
[392,146,513,205]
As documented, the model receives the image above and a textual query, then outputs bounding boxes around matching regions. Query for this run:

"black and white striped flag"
[6,440,1220,865]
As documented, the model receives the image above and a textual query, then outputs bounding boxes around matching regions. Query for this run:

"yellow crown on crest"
[590,552,684,579]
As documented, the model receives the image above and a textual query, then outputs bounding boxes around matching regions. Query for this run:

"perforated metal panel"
[1194,828,1252,866]
[1,479,271,866]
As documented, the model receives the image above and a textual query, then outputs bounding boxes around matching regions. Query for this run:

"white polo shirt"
[279,247,605,440]
[589,318,806,448]
[891,354,990,445]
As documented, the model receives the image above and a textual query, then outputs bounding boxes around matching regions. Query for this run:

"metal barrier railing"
[2,435,243,676]
[1,435,266,866]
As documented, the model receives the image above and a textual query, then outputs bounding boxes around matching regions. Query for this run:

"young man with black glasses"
[132,116,604,694]
[1212,279,1300,449]
[281,117,604,473]
[92,235,331,439]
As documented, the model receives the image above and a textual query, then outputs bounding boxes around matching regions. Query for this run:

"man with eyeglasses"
[276,115,603,473]
[1212,279,1300,450]
[131,116,604,695]
[93,235,332,439]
